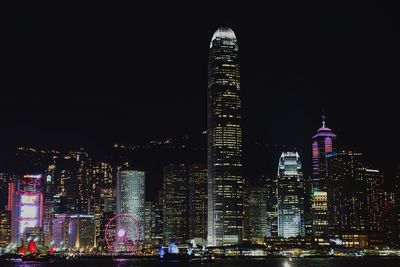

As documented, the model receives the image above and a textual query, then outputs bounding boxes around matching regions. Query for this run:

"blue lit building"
[277,152,305,238]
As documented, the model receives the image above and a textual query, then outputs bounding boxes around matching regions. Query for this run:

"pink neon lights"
[104,213,140,253]
[312,141,319,158]
[325,137,333,153]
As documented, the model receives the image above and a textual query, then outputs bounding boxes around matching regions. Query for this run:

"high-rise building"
[365,169,384,233]
[0,173,9,211]
[311,116,336,237]
[68,214,95,249]
[51,213,69,249]
[144,201,154,243]
[277,152,305,238]
[244,187,268,243]
[152,190,164,244]
[382,191,399,247]
[162,164,207,244]
[0,210,11,247]
[116,170,145,241]
[327,149,385,245]
[163,164,189,243]
[303,175,313,237]
[91,162,114,245]
[207,27,243,246]
[75,149,92,214]
[188,164,207,242]
[11,174,44,246]
[264,175,278,237]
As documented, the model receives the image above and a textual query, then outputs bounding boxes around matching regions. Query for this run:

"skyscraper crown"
[210,27,237,48]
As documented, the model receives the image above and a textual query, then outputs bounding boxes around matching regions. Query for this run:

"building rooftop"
[210,27,237,48]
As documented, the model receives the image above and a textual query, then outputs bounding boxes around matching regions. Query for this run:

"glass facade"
[207,27,243,246]
[116,170,145,241]
[277,152,305,238]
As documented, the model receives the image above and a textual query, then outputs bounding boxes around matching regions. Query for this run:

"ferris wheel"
[104,214,141,253]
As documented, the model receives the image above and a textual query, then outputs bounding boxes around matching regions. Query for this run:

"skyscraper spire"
[322,113,326,128]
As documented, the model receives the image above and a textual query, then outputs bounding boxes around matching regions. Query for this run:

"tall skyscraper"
[116,170,145,241]
[277,152,305,238]
[311,116,336,237]
[207,27,243,246]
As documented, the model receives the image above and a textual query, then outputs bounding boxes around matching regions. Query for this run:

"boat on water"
[159,241,192,262]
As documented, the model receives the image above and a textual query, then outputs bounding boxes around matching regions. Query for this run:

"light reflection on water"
[1,258,400,267]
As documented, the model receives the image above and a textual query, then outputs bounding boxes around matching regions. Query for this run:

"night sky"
[1,2,399,182]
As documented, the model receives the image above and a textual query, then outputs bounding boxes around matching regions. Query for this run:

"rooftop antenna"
[322,113,326,128]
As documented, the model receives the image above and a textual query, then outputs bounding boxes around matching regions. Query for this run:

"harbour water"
[1,257,400,267]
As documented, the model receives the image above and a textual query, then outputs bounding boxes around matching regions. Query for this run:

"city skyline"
[0,2,399,183]
[0,1,399,256]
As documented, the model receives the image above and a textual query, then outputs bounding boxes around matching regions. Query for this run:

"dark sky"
[1,2,399,180]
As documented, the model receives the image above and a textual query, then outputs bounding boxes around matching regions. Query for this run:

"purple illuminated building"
[311,115,336,237]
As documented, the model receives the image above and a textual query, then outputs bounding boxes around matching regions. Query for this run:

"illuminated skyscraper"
[277,152,305,238]
[11,174,44,246]
[311,115,336,237]
[116,170,145,241]
[207,27,243,246]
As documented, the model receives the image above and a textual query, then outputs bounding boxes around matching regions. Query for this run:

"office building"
[68,214,95,249]
[244,186,268,243]
[163,164,189,243]
[116,170,145,241]
[0,211,11,247]
[11,174,43,246]
[207,27,243,246]
[188,164,207,242]
[311,116,336,237]
[277,152,305,238]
